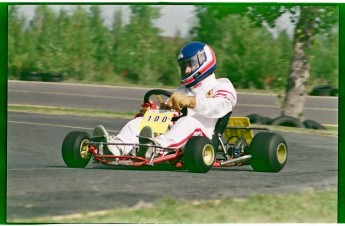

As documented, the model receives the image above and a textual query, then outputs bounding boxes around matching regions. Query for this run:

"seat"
[211,111,232,150]
[224,117,254,145]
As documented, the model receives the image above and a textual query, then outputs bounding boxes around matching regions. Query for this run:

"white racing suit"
[113,73,237,155]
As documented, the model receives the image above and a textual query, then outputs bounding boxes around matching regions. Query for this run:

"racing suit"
[115,73,237,155]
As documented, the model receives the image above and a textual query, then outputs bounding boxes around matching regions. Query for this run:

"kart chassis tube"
[88,144,183,166]
[217,155,252,166]
[88,141,176,152]
[88,145,251,168]
[87,126,268,168]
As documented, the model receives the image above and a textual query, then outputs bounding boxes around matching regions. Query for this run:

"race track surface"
[7,112,338,221]
[8,80,338,125]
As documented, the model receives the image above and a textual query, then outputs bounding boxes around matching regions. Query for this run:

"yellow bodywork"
[224,117,254,144]
[138,109,175,134]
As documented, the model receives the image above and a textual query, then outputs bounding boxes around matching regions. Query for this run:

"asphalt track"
[6,81,338,221]
[8,80,338,125]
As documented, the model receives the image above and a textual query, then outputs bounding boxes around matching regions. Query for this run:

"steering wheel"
[143,89,187,120]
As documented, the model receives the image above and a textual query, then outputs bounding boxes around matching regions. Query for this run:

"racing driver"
[93,41,237,159]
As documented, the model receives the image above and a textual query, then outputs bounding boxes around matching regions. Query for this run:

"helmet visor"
[178,51,207,79]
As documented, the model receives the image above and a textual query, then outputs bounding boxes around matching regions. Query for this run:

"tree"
[116,5,163,84]
[275,6,338,119]
[8,5,27,78]
[191,6,293,89]
[158,36,185,86]
[88,5,113,81]
[30,5,60,72]
[64,6,95,80]
[55,9,72,74]
[111,8,126,78]
[195,4,338,120]
[310,26,338,87]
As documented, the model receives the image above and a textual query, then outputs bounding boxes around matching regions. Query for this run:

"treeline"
[8,5,338,90]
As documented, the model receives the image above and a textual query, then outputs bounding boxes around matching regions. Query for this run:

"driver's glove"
[167,93,196,111]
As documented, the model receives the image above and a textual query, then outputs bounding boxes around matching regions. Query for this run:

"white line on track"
[8,79,160,90]
[9,80,339,99]
[9,90,338,111]
[8,80,338,111]
[8,120,119,133]
[9,89,142,101]
[237,103,338,111]
[7,167,75,171]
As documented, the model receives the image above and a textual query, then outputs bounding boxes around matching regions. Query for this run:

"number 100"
[147,115,168,122]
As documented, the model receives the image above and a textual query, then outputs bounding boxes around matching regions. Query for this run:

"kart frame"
[86,123,271,168]
[62,89,288,173]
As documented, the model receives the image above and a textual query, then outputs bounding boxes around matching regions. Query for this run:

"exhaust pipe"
[220,155,251,166]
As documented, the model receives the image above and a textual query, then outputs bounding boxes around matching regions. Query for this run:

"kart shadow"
[89,165,257,173]
[89,164,188,172]
[46,165,187,172]
[47,165,255,173]
[210,167,255,172]
[47,165,270,174]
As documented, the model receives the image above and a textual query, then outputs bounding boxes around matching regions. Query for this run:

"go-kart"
[62,89,288,173]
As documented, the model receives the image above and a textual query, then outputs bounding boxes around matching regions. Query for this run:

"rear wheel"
[184,136,215,173]
[250,132,288,172]
[62,131,91,168]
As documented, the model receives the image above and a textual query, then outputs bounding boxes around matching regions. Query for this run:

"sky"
[16,4,197,38]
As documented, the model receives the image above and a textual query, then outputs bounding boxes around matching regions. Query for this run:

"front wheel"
[250,132,288,172]
[62,131,91,168]
[183,136,215,173]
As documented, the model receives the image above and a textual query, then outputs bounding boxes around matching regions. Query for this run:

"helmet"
[177,41,216,88]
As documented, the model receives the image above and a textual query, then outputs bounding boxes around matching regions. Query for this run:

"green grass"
[13,189,337,224]
[8,104,136,119]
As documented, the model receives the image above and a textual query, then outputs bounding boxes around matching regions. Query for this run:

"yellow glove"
[167,93,196,111]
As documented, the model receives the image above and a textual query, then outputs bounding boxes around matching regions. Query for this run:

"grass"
[8,104,136,120]
[13,189,337,224]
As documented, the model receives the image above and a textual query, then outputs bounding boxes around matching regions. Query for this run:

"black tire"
[184,136,215,173]
[260,116,273,125]
[20,71,42,81]
[309,85,337,96]
[330,88,338,96]
[303,119,326,130]
[246,114,262,124]
[62,131,91,168]
[271,116,304,128]
[250,132,288,172]
[41,72,64,82]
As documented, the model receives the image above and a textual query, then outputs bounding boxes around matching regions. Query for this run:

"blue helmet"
[177,41,217,88]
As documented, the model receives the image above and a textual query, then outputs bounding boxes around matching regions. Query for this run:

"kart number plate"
[138,109,175,134]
